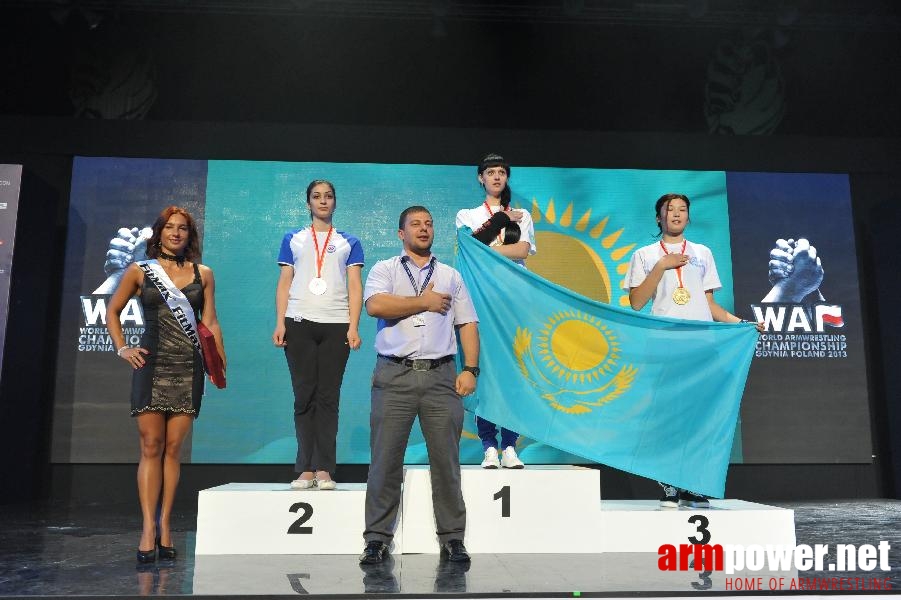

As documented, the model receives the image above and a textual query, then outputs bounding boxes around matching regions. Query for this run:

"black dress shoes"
[439,539,471,563]
[359,540,389,564]
[156,537,177,560]
[136,547,156,563]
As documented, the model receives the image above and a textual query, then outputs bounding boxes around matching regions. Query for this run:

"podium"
[195,468,796,556]
[598,499,796,552]
[401,465,603,553]
[195,482,398,555]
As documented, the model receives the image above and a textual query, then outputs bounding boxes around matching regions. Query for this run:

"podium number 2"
[288,502,314,534]
[493,485,511,517]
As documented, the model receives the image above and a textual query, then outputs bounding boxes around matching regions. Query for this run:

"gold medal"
[660,240,691,306]
[672,287,690,305]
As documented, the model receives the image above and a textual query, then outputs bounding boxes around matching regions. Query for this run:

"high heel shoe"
[136,547,156,563]
[156,537,177,560]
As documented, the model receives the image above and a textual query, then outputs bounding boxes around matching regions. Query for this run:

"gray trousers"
[363,357,466,545]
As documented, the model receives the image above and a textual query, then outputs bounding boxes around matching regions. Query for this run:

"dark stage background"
[0,1,899,504]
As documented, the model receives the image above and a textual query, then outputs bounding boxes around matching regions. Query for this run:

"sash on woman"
[137,260,226,389]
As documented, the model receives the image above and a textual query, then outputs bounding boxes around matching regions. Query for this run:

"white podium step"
[195,482,395,555]
[400,465,603,554]
[599,499,796,553]
[194,476,797,558]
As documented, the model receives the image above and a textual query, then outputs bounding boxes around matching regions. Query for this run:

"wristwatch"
[462,366,480,377]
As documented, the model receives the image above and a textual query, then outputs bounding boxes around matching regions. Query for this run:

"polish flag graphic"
[815,304,844,328]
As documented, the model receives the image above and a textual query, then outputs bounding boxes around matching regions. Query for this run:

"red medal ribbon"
[483,201,505,244]
[311,225,335,279]
[659,239,687,289]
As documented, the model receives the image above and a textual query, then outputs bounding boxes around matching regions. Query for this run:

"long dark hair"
[478,153,514,208]
[306,179,336,220]
[146,206,200,260]
[654,193,691,237]
[478,153,519,242]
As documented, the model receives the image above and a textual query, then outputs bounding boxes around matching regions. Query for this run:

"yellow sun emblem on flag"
[514,311,638,415]
[518,198,635,307]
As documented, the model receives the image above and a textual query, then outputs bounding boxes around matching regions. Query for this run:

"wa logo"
[750,303,843,333]
[80,296,145,326]
[753,237,844,333]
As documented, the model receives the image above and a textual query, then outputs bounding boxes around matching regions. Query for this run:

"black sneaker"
[679,490,710,508]
[658,483,679,508]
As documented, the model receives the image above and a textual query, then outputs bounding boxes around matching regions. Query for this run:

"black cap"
[477,153,510,176]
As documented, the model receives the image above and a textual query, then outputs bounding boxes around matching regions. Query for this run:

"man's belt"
[378,354,455,371]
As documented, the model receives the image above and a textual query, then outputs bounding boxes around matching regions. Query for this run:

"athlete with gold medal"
[623,192,763,509]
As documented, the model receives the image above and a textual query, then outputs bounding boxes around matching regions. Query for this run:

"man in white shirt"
[360,206,480,565]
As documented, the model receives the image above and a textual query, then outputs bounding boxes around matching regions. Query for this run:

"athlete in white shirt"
[273,180,364,491]
[455,154,536,469]
[623,192,762,508]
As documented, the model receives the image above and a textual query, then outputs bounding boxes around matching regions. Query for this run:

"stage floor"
[1,499,899,597]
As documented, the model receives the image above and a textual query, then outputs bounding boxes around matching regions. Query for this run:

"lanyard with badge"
[401,256,436,327]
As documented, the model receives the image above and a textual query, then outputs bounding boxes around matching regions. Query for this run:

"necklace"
[158,251,186,267]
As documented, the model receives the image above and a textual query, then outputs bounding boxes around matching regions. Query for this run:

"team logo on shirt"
[327,244,336,253]
[513,310,637,414]
[521,198,636,308]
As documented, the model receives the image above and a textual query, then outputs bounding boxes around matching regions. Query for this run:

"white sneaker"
[317,479,337,491]
[290,477,317,490]
[501,446,524,469]
[481,447,500,469]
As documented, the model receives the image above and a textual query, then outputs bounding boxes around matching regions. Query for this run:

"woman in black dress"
[107,206,226,562]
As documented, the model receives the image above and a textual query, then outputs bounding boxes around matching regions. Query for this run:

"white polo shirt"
[277,227,364,323]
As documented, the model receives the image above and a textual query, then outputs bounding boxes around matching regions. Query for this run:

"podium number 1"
[493,485,511,517]
[288,502,314,534]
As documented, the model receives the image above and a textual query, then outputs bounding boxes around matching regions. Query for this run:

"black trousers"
[283,318,351,473]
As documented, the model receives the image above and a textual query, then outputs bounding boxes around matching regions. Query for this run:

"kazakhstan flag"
[456,229,758,498]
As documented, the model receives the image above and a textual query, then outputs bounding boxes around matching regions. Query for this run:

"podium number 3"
[288,502,314,534]
[493,485,511,517]
[687,514,710,545]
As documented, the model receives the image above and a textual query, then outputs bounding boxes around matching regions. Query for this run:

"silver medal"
[308,277,328,295]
